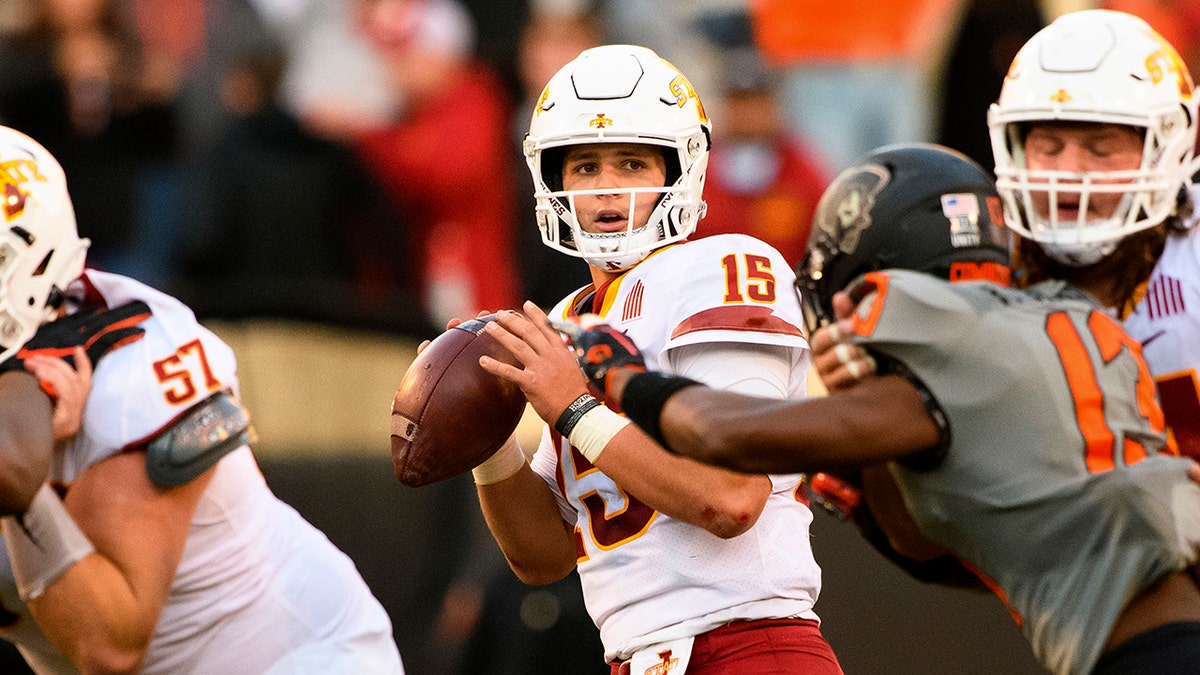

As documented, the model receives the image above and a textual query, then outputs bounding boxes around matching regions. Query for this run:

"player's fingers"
[24,353,77,385]
[524,301,564,344]
[810,320,850,356]
[834,343,855,367]
[809,326,832,356]
[833,345,877,382]
[819,367,857,392]
[478,355,525,384]
[72,346,92,380]
[831,291,856,321]
[483,317,539,364]
[494,308,556,356]
[1188,461,1200,486]
[825,322,841,344]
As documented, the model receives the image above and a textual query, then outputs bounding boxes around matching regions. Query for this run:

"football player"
[0,126,404,673]
[557,143,1200,675]
[813,7,1200,528]
[469,45,842,672]
[987,8,1200,461]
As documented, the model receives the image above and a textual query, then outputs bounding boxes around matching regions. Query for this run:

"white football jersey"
[534,234,821,661]
[0,271,403,674]
[1124,216,1200,460]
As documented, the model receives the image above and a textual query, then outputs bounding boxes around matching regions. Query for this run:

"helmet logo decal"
[941,193,982,247]
[1049,89,1072,103]
[589,114,613,129]
[817,164,889,254]
[0,158,42,221]
[3,183,27,221]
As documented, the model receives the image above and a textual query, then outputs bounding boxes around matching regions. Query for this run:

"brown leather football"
[391,315,526,487]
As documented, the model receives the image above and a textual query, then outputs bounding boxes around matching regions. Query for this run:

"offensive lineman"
[824,11,1200,459]
[469,45,842,672]
[0,126,403,673]
[555,143,1200,675]
[989,9,1200,460]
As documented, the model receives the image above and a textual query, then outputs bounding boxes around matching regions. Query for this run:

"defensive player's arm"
[613,367,941,475]
[0,371,54,514]
[481,303,773,540]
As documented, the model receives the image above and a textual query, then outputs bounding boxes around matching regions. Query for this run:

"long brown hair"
[1012,224,1169,317]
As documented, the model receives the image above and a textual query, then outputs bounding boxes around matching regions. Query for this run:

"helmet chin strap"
[577,226,658,271]
[1039,238,1120,267]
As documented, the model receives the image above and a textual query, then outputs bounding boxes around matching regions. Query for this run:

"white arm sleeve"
[666,341,807,400]
[667,342,809,488]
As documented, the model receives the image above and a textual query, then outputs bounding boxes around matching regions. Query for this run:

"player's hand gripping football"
[551,313,646,408]
[479,301,595,425]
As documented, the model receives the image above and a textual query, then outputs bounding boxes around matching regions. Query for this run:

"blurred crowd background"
[1,0,1198,673]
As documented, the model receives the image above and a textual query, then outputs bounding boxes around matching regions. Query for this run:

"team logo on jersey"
[0,159,42,221]
[814,163,889,254]
[942,193,982,247]
[622,279,644,322]
[643,649,680,675]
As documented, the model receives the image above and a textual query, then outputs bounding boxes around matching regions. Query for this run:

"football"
[391,315,527,487]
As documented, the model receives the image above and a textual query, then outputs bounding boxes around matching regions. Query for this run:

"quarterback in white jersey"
[534,234,818,657]
[0,126,403,673]
[468,45,842,672]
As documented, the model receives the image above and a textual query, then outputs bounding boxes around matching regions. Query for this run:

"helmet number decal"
[668,74,708,123]
[1144,40,1193,96]
[721,254,776,304]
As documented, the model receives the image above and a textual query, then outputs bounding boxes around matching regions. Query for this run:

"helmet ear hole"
[541,147,566,192]
[46,287,64,310]
[32,251,52,277]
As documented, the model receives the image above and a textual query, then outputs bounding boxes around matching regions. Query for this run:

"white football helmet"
[988,9,1199,266]
[524,44,710,271]
[0,126,89,364]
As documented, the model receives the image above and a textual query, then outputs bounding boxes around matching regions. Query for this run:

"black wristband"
[620,371,702,449]
[554,394,600,437]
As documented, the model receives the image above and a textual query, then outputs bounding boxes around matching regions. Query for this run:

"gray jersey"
[847,270,1200,675]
